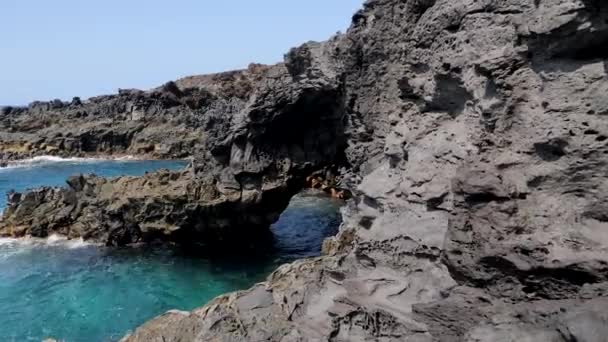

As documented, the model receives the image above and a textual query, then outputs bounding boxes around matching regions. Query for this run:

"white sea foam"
[0,234,96,249]
[46,233,68,243]
[0,235,97,261]
[1,155,139,170]
[66,237,92,249]
[0,235,95,261]
[0,237,16,246]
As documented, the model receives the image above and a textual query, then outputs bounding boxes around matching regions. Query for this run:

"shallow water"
[0,158,342,342]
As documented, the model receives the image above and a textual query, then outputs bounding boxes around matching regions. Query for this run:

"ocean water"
[0,158,342,342]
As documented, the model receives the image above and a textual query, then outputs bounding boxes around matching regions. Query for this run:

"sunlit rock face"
[3,0,608,340]
[122,0,608,341]
[1,44,348,246]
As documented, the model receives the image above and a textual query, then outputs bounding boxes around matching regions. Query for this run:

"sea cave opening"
[0,159,346,341]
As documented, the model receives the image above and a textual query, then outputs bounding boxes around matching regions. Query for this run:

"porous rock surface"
[120,0,608,341]
[0,65,266,161]
[0,43,348,245]
[1,0,607,340]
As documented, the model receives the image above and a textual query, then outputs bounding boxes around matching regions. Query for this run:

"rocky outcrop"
[0,64,270,162]
[2,0,607,340]
[120,0,608,341]
[1,171,291,247]
[0,42,348,246]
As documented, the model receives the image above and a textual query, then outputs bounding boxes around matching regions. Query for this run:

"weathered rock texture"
[2,0,608,340]
[119,0,608,341]
[0,65,269,161]
[0,43,348,245]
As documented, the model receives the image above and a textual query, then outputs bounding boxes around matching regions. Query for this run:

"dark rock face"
[3,0,608,340]
[0,48,348,246]
[0,65,268,161]
[119,0,608,341]
[1,171,292,248]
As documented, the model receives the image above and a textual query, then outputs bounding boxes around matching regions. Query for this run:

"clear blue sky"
[0,0,363,105]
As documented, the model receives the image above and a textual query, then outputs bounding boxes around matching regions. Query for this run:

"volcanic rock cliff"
[0,66,267,161]
[122,0,608,341]
[4,0,608,340]
[0,43,348,245]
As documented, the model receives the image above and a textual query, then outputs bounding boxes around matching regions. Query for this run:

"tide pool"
[0,158,342,341]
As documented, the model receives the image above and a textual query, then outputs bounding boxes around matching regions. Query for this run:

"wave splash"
[0,234,95,250]
[1,155,138,170]
[0,235,94,262]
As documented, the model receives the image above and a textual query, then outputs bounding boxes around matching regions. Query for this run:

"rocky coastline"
[0,64,273,163]
[0,45,349,246]
[2,0,608,341]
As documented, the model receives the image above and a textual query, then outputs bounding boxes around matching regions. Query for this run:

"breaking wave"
[1,155,138,170]
[0,234,94,250]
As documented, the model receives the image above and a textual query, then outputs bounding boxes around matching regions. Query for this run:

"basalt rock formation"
[2,0,608,340]
[0,64,269,161]
[119,0,608,341]
[0,42,348,246]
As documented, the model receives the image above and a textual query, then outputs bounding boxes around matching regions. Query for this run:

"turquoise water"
[0,158,342,342]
